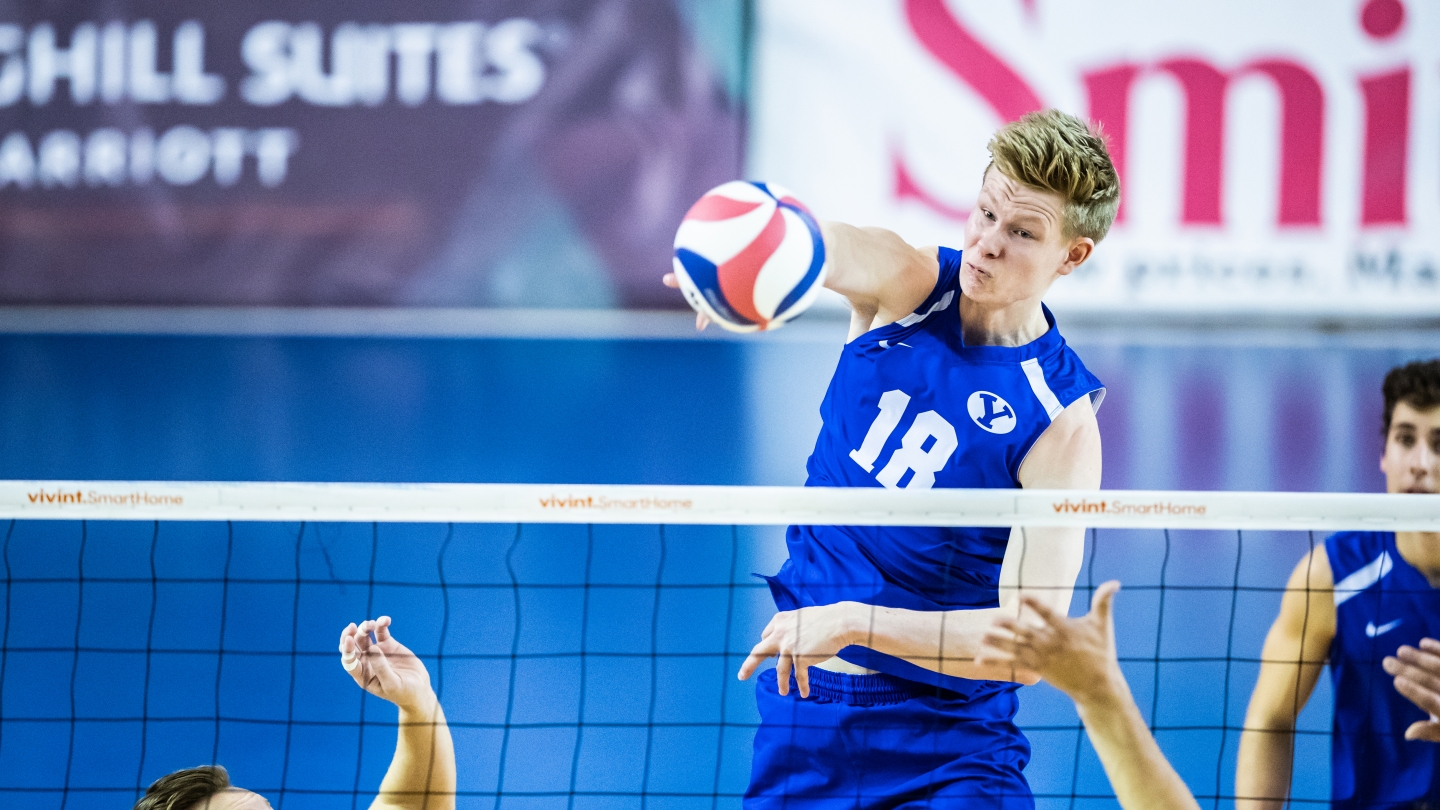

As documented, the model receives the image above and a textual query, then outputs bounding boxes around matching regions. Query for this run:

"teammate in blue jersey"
[668,110,1119,807]
[1238,358,1440,809]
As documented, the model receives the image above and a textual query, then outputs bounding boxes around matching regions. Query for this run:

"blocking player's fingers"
[696,311,711,331]
[1394,674,1440,717]
[1018,595,1061,628]
[662,272,679,289]
[1090,581,1121,623]
[1396,643,1440,677]
[339,628,361,675]
[1405,719,1440,743]
[1389,650,1440,695]
[990,615,1021,632]
[353,622,374,653]
[365,641,401,693]
[775,651,793,696]
[373,615,393,643]
[978,631,1019,660]
[1420,638,1440,655]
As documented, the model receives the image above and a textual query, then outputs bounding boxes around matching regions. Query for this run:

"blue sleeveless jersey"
[763,246,1104,695]
[1325,531,1440,808]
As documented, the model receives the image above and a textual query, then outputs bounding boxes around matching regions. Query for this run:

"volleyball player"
[668,109,1118,807]
[132,617,454,810]
[1237,358,1440,808]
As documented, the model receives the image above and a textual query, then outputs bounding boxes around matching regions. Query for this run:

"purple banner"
[0,1,741,307]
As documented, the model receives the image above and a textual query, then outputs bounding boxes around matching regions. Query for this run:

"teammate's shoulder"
[1323,530,1393,577]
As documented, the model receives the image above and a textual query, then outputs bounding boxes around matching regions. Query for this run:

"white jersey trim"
[895,290,954,328]
[1020,358,1064,421]
[1334,550,1394,606]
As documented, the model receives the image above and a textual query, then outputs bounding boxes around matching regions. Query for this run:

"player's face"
[1380,401,1440,494]
[962,168,1093,307]
[187,788,273,810]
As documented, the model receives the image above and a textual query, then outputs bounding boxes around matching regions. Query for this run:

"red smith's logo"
[898,0,1412,228]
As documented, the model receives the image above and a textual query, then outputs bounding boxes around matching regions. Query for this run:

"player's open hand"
[979,581,1124,705]
[1384,638,1440,742]
[738,603,857,698]
[661,272,711,331]
[340,617,436,712]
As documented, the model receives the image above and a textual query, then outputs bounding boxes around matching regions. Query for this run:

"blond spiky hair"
[987,109,1120,242]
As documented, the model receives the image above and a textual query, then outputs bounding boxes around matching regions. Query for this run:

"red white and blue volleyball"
[672,181,828,333]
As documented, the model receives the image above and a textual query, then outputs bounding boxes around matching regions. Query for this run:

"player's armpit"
[819,222,937,331]
[1235,547,1335,810]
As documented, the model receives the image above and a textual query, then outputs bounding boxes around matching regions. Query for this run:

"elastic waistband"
[788,667,953,706]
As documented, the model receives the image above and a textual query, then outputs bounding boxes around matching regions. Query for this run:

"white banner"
[2,480,1437,531]
[752,0,1440,316]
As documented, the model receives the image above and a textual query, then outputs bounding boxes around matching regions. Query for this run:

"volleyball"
[672,181,828,333]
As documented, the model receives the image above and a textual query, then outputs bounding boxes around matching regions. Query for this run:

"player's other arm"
[738,397,1099,693]
[340,617,458,810]
[818,222,938,338]
[1235,548,1335,810]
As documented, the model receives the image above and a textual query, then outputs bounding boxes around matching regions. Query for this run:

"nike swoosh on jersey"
[1365,619,1402,637]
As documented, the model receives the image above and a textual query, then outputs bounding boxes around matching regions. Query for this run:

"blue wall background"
[1,328,1438,809]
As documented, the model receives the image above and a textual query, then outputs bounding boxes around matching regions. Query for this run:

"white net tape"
[2,480,1436,531]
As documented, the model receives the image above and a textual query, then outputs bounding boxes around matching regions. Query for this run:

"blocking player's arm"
[817,222,938,340]
[340,618,458,810]
[983,582,1201,810]
[1234,548,1335,810]
[739,396,1099,693]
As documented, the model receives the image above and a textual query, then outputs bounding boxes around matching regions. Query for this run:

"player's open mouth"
[1403,486,1436,494]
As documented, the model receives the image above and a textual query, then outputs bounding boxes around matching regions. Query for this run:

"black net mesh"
[0,518,1339,809]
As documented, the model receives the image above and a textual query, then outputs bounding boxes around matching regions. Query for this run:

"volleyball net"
[1,481,1435,810]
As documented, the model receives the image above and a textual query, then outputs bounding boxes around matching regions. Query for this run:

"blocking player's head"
[1380,358,1440,494]
[963,109,1119,308]
[133,766,270,810]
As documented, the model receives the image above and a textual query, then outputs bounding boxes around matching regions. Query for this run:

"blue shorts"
[745,667,1032,810]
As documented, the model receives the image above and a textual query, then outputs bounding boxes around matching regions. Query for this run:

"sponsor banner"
[0,1,741,308]
[752,0,1440,316]
[2,481,1435,530]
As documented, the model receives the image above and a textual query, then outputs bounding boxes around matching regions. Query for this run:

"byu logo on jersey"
[967,391,1016,434]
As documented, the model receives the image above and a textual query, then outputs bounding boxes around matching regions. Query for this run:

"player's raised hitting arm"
[661,221,937,339]
[815,223,938,340]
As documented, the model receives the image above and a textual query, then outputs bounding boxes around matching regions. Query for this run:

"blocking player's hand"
[738,604,856,698]
[1384,638,1440,742]
[661,272,712,331]
[340,616,437,712]
[980,581,1124,704]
